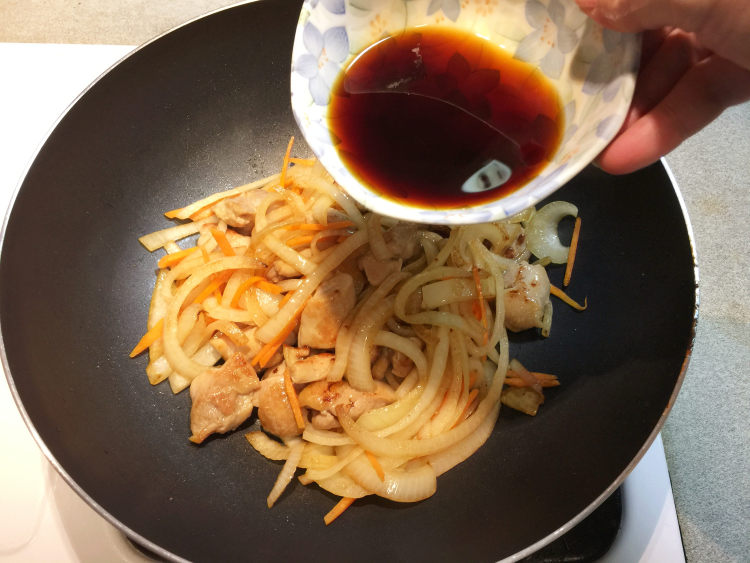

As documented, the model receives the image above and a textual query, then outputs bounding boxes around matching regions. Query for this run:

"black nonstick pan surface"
[0,0,697,560]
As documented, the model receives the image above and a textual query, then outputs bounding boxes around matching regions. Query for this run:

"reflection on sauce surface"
[329,26,564,209]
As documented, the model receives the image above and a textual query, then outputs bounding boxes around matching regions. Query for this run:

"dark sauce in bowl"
[328,26,564,209]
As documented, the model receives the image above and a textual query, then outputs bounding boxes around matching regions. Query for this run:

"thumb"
[574,0,750,71]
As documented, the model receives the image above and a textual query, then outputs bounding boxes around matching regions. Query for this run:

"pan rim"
[0,4,699,560]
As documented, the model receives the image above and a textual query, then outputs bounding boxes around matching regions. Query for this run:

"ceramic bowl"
[290,0,640,224]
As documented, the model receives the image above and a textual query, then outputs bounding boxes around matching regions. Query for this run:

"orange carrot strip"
[550,284,587,311]
[193,271,233,305]
[323,497,355,526]
[252,300,307,367]
[468,370,478,389]
[210,228,236,257]
[188,206,216,222]
[129,318,164,358]
[505,377,560,388]
[278,291,295,308]
[285,234,315,247]
[530,371,558,382]
[289,157,315,166]
[453,388,479,426]
[563,216,582,287]
[365,451,385,482]
[280,136,295,187]
[283,369,306,432]
[157,246,198,269]
[255,280,283,295]
[230,276,266,308]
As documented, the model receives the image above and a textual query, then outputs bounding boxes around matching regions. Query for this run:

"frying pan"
[0,0,697,560]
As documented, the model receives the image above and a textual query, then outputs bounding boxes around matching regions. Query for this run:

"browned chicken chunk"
[298,272,355,349]
[288,353,335,384]
[503,262,551,332]
[189,354,260,444]
[297,380,396,422]
[213,191,268,229]
[256,365,304,439]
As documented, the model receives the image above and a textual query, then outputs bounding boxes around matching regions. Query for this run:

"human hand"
[575,0,750,174]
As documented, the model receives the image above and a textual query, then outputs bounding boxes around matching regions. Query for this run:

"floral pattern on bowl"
[290,0,640,224]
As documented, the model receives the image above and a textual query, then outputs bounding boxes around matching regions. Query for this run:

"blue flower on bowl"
[515,0,581,79]
[293,22,350,105]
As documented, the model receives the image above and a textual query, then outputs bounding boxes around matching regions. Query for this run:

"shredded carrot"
[210,228,236,257]
[281,221,355,232]
[289,157,315,166]
[550,284,587,310]
[530,371,558,382]
[278,291,295,308]
[365,451,385,482]
[563,216,582,287]
[193,270,234,305]
[129,318,164,358]
[252,299,308,368]
[157,246,198,269]
[453,388,479,426]
[199,245,210,264]
[323,497,355,526]
[230,276,265,308]
[285,234,315,247]
[472,265,489,344]
[283,369,306,432]
[256,280,283,295]
[505,376,560,388]
[189,206,215,222]
[468,370,478,389]
[280,136,295,187]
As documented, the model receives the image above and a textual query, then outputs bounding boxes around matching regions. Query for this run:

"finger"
[625,29,709,127]
[574,0,709,33]
[574,0,750,70]
[596,55,750,174]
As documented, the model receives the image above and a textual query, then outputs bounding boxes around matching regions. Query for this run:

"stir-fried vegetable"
[132,141,588,524]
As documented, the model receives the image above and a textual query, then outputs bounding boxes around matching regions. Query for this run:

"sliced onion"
[302,426,354,447]
[428,402,500,476]
[356,386,423,431]
[312,472,368,499]
[343,453,436,502]
[525,201,578,263]
[267,438,304,508]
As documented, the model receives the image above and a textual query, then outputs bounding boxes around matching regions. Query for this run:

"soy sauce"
[328,26,564,209]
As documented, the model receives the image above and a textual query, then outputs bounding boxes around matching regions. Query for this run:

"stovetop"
[0,42,686,562]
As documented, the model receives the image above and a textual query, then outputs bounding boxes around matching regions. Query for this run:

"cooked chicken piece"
[256,364,303,438]
[298,273,355,349]
[297,380,396,421]
[384,222,420,260]
[335,252,367,295]
[492,222,529,261]
[391,348,416,378]
[283,345,310,366]
[288,353,335,384]
[358,253,402,286]
[503,262,551,332]
[189,354,260,444]
[371,351,389,380]
[310,410,340,430]
[213,191,268,229]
